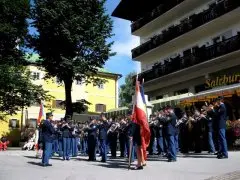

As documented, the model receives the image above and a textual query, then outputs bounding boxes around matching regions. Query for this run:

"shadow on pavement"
[27,161,43,167]
[179,155,217,159]
[24,156,38,159]
[75,157,91,162]
[94,161,129,170]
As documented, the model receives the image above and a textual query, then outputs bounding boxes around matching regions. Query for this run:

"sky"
[28,0,140,86]
[104,0,140,86]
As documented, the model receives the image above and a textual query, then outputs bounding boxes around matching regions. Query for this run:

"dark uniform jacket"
[41,119,55,143]
[129,121,141,146]
[217,103,227,129]
[150,124,156,139]
[160,113,177,136]
[206,110,217,132]
[61,124,72,138]
[98,121,109,140]
[88,124,97,139]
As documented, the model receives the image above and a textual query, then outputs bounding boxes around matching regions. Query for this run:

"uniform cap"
[46,112,53,118]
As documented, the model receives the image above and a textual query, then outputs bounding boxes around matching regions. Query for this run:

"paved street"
[0,151,240,180]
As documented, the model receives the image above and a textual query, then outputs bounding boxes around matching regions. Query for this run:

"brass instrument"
[107,122,120,134]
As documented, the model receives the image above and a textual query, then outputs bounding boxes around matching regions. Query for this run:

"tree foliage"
[30,0,114,117]
[119,72,136,107]
[0,0,29,64]
[60,99,91,114]
[0,0,50,115]
[0,65,51,115]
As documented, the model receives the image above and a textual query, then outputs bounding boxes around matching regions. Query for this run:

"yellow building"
[0,54,121,141]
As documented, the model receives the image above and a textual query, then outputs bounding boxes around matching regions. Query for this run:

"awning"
[180,83,240,103]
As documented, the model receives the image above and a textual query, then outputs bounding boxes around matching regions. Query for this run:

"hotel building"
[112,0,240,115]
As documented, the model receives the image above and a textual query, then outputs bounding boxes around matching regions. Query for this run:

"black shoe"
[163,153,168,157]
[168,159,177,162]
[134,166,143,170]
[217,155,228,159]
[46,164,52,166]
[41,164,47,167]
[101,160,106,162]
[214,152,219,155]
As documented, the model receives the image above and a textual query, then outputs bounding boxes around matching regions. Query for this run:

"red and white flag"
[37,101,45,125]
[132,78,151,152]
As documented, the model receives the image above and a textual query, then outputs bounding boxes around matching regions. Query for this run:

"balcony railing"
[132,0,240,59]
[131,0,185,33]
[138,34,240,83]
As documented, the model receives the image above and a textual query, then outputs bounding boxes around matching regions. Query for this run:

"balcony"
[132,0,240,59]
[112,0,163,21]
[131,0,185,33]
[138,34,240,85]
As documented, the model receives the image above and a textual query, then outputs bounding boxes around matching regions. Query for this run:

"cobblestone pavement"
[0,151,239,180]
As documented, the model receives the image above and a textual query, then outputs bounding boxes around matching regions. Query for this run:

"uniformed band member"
[118,118,127,157]
[87,119,97,161]
[35,97,229,168]
[215,96,228,159]
[61,119,72,160]
[41,112,55,167]
[156,107,177,162]
[98,113,109,162]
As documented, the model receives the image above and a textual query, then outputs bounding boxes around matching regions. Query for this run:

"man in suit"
[41,112,55,167]
[215,97,228,159]
[98,113,109,162]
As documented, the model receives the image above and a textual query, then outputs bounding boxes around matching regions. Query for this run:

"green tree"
[30,0,114,117]
[60,99,91,114]
[119,72,136,107]
[0,65,51,115]
[0,0,50,115]
[0,0,29,65]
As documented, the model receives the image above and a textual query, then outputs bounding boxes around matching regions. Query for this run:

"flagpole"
[128,74,138,170]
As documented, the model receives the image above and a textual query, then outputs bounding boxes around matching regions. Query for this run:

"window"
[76,80,82,85]
[213,36,221,44]
[32,72,40,80]
[95,104,106,112]
[56,100,63,109]
[9,119,19,128]
[56,77,62,85]
[174,89,189,96]
[98,83,104,89]
[28,118,37,128]
[156,95,163,100]
[31,101,40,107]
[52,100,63,109]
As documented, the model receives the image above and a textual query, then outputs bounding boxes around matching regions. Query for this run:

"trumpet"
[107,122,120,134]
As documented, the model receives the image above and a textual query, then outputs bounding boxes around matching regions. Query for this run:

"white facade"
[131,0,240,101]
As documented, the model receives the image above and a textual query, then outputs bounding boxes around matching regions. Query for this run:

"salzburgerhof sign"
[205,74,240,88]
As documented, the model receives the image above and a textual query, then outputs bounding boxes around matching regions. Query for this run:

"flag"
[132,78,151,148]
[37,101,45,125]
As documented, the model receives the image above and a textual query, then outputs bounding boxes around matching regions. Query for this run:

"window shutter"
[95,104,98,112]
[52,100,56,108]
